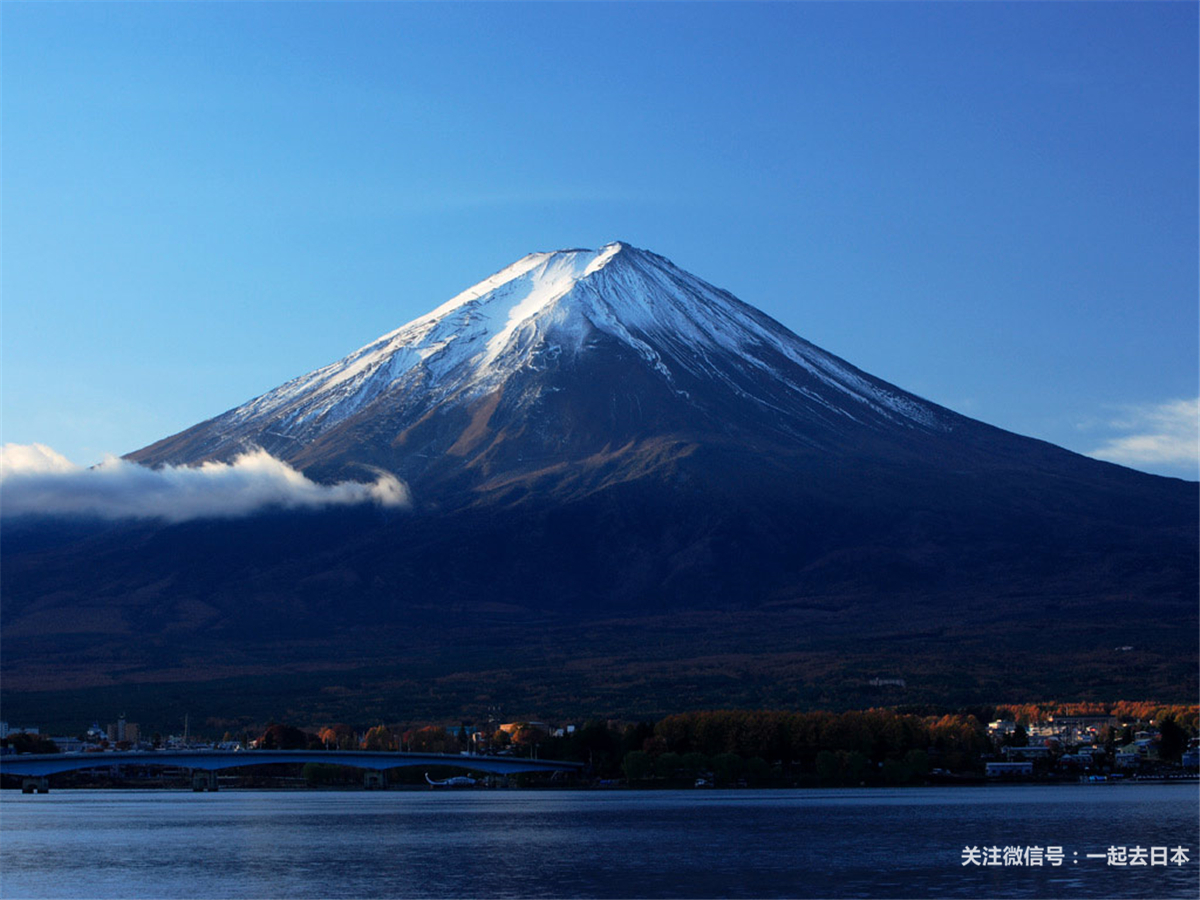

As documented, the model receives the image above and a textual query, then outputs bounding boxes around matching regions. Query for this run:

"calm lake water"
[1,785,1197,899]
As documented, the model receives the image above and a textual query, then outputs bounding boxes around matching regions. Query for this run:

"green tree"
[815,750,840,785]
[572,720,620,775]
[881,758,907,785]
[3,733,59,754]
[654,752,682,779]
[746,756,772,786]
[680,752,710,778]
[903,748,930,781]
[712,752,745,785]
[1158,716,1187,763]
[844,751,869,784]
[622,750,652,782]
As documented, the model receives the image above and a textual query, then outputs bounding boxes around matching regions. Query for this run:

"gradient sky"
[3,1,1197,478]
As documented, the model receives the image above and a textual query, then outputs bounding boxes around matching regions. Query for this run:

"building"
[1003,745,1052,761]
[1058,752,1097,768]
[1115,750,1143,769]
[2,723,39,739]
[107,715,138,743]
[1050,715,1115,730]
[987,762,1034,777]
[1181,739,1199,770]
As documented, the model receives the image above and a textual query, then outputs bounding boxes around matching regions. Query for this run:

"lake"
[1,785,1197,898]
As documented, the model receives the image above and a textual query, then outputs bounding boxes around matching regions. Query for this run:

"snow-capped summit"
[132,242,959,489]
[237,241,938,431]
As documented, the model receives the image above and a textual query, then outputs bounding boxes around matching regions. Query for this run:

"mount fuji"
[3,243,1196,722]
[129,242,954,488]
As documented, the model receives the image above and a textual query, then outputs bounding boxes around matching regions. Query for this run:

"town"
[3,702,1197,791]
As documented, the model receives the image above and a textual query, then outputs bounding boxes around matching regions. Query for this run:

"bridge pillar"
[363,770,387,790]
[21,777,49,794]
[192,770,219,792]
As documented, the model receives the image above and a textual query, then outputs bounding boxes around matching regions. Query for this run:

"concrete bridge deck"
[0,749,583,791]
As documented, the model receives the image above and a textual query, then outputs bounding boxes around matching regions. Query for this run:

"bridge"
[0,749,584,793]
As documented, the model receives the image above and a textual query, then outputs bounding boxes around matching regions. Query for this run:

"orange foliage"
[317,724,357,750]
[361,725,397,751]
[993,701,1199,727]
[401,725,461,754]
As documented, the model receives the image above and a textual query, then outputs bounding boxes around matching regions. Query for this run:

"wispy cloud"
[1086,398,1199,476]
[0,444,410,522]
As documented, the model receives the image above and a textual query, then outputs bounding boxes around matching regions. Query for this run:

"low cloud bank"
[0,444,410,522]
[1087,397,1199,476]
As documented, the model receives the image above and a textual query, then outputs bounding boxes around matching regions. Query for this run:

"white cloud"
[0,445,410,522]
[1087,398,1199,474]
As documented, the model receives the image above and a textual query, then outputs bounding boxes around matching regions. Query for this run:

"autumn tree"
[318,724,357,750]
[362,725,397,752]
[403,726,460,754]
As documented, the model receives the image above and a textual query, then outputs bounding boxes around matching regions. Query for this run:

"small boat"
[425,772,477,787]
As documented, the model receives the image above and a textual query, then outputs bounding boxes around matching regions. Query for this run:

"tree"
[1158,716,1187,763]
[622,750,652,781]
[642,735,668,758]
[881,758,907,785]
[843,751,869,784]
[680,753,710,778]
[712,753,745,785]
[746,756,772,786]
[571,720,620,775]
[904,749,930,781]
[3,733,59,755]
[654,752,682,779]
[403,726,458,754]
[815,750,840,785]
[620,722,654,758]
[362,725,396,752]
[511,726,545,748]
[319,724,357,750]
[256,723,309,750]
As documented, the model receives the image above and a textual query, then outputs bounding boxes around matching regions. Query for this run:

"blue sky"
[3,1,1197,478]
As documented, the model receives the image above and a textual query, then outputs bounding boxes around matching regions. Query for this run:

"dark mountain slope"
[3,243,1195,722]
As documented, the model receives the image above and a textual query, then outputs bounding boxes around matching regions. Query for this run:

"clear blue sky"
[4,1,1197,478]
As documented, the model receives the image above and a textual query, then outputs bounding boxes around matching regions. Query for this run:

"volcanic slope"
[130,243,957,491]
[3,242,1196,718]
